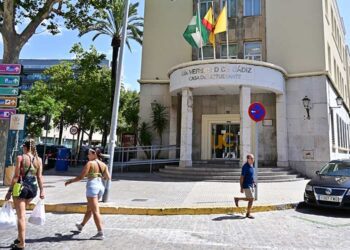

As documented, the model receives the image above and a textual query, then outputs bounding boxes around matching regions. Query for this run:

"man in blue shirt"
[234,153,255,219]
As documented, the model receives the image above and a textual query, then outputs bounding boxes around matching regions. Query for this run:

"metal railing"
[113,145,180,173]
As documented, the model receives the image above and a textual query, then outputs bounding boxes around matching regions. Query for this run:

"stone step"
[164,166,293,172]
[158,172,299,180]
[159,168,297,176]
[157,172,303,182]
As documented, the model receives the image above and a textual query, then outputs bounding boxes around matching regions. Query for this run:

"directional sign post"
[0,76,20,86]
[248,102,266,201]
[0,109,16,120]
[0,87,19,96]
[0,97,17,108]
[0,64,22,75]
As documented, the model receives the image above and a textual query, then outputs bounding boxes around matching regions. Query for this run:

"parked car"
[36,144,71,169]
[304,159,350,209]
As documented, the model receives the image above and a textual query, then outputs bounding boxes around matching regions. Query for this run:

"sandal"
[11,244,24,250]
[246,213,255,219]
[10,239,20,248]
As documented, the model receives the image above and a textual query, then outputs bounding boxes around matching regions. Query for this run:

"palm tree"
[76,0,143,148]
[79,0,143,108]
[151,102,169,158]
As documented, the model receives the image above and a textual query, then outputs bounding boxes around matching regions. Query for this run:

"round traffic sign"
[248,102,266,122]
[70,126,79,135]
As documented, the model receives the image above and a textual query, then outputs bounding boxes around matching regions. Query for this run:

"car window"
[320,162,350,176]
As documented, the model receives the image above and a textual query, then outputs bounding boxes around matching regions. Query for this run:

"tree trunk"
[58,114,64,145]
[111,37,121,110]
[102,122,108,150]
[2,40,21,64]
[88,126,94,145]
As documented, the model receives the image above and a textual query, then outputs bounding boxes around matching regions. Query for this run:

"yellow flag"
[209,32,215,46]
[214,5,227,34]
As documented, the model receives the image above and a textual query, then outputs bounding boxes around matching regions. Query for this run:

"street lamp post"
[102,0,130,202]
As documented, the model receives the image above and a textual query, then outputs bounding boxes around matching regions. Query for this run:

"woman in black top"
[5,139,45,250]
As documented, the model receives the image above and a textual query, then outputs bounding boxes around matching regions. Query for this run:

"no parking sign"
[248,102,266,122]
[247,102,266,201]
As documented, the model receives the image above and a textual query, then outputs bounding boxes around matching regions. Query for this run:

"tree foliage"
[18,81,63,137]
[151,102,169,146]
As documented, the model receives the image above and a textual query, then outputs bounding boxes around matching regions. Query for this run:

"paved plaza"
[0,170,308,208]
[0,207,349,249]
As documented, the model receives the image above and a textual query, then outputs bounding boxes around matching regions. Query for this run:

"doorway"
[211,123,240,159]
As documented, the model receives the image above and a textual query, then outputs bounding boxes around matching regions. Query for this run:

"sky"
[0,0,349,92]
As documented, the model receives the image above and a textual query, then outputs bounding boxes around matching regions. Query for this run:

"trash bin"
[55,148,70,171]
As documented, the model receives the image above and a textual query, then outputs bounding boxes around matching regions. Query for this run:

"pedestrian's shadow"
[25,230,90,244]
[212,214,246,221]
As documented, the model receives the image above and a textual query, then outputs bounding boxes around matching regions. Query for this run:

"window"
[244,0,261,16]
[221,44,238,58]
[244,42,262,61]
[200,0,212,19]
[203,45,214,59]
[331,110,335,146]
[221,0,238,17]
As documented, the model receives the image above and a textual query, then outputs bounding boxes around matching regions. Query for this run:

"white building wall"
[286,76,330,178]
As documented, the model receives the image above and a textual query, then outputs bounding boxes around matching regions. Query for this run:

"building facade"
[139,0,350,177]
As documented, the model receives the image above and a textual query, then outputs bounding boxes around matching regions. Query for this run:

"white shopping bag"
[0,201,17,230]
[28,199,46,225]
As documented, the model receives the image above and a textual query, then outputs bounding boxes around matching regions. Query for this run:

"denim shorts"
[86,178,105,198]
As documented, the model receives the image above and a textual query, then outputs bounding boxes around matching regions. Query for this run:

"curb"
[0,200,299,215]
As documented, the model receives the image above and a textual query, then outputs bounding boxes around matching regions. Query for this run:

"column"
[240,86,251,166]
[276,94,289,167]
[179,88,193,167]
[169,97,177,159]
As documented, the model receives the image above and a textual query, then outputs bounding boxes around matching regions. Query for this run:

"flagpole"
[197,1,204,60]
[226,2,229,59]
[212,1,216,59]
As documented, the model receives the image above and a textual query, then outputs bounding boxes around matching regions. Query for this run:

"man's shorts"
[244,187,255,199]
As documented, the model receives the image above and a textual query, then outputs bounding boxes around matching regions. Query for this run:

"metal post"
[121,147,124,173]
[150,146,153,173]
[255,122,259,201]
[71,134,75,167]
[102,0,130,202]
[43,128,49,167]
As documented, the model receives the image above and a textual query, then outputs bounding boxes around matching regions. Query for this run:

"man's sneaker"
[75,223,83,232]
[90,232,105,240]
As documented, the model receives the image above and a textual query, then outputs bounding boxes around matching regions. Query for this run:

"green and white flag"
[183,13,208,48]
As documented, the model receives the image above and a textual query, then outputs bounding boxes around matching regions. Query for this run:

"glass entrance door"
[211,123,240,159]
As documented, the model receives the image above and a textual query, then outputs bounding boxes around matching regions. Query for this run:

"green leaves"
[151,102,169,146]
[64,0,143,49]
[18,81,64,137]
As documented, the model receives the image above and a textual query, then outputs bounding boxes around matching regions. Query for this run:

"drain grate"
[131,199,148,202]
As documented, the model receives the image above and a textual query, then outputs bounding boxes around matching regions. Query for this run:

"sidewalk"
[0,167,309,215]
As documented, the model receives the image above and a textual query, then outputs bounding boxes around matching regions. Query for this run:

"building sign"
[0,64,22,75]
[169,62,285,95]
[181,64,254,81]
[10,114,25,130]
[122,133,136,147]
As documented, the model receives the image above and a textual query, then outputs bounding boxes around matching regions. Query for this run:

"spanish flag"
[214,5,227,34]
